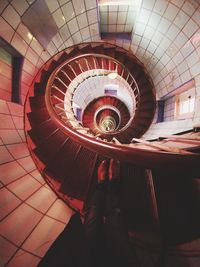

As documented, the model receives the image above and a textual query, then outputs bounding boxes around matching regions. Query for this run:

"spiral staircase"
[25,42,200,247]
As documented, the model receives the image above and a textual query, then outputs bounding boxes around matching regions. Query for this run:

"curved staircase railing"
[46,53,139,137]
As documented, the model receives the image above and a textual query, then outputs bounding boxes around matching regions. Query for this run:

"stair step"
[28,119,58,145]
[29,95,45,110]
[45,138,81,182]
[34,130,68,164]
[60,147,98,200]
[28,108,50,126]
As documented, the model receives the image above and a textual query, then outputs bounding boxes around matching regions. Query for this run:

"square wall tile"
[17,156,36,172]
[0,129,22,144]
[11,0,29,15]
[17,23,33,45]
[26,47,39,66]
[85,0,96,10]
[7,174,42,200]
[26,186,57,213]
[0,146,13,164]
[7,102,23,117]
[0,161,27,185]
[47,198,73,223]
[0,17,14,43]
[73,0,85,15]
[2,4,20,29]
[0,203,43,246]
[12,116,23,129]
[45,0,59,13]
[7,250,40,267]
[22,216,65,256]
[77,12,88,29]
[68,18,79,35]
[52,8,65,28]
[62,1,75,22]
[87,8,98,25]
[30,169,45,185]
[0,99,9,114]
[11,33,28,56]
[0,187,21,220]
[0,236,18,267]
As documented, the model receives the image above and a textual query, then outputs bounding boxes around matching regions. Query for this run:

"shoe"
[108,159,120,182]
[97,160,108,184]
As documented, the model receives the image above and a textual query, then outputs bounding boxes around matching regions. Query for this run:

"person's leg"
[105,159,140,267]
[83,160,107,266]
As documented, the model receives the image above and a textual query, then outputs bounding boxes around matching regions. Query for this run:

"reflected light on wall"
[108,72,118,79]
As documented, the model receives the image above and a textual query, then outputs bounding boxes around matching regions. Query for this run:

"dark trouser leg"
[105,183,140,267]
[83,184,106,266]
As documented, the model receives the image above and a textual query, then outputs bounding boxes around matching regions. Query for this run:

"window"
[175,87,195,119]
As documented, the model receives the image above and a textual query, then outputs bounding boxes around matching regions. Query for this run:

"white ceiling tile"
[87,9,98,25]
[77,12,88,29]
[2,4,20,29]
[68,18,79,34]
[85,0,97,10]
[59,24,70,41]
[11,0,29,15]
[182,19,199,39]
[132,34,141,46]
[117,11,127,24]
[52,8,65,28]
[164,3,179,22]
[62,1,75,22]
[45,0,59,13]
[72,0,85,15]
[174,10,190,29]
[108,12,117,24]
[0,17,14,43]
